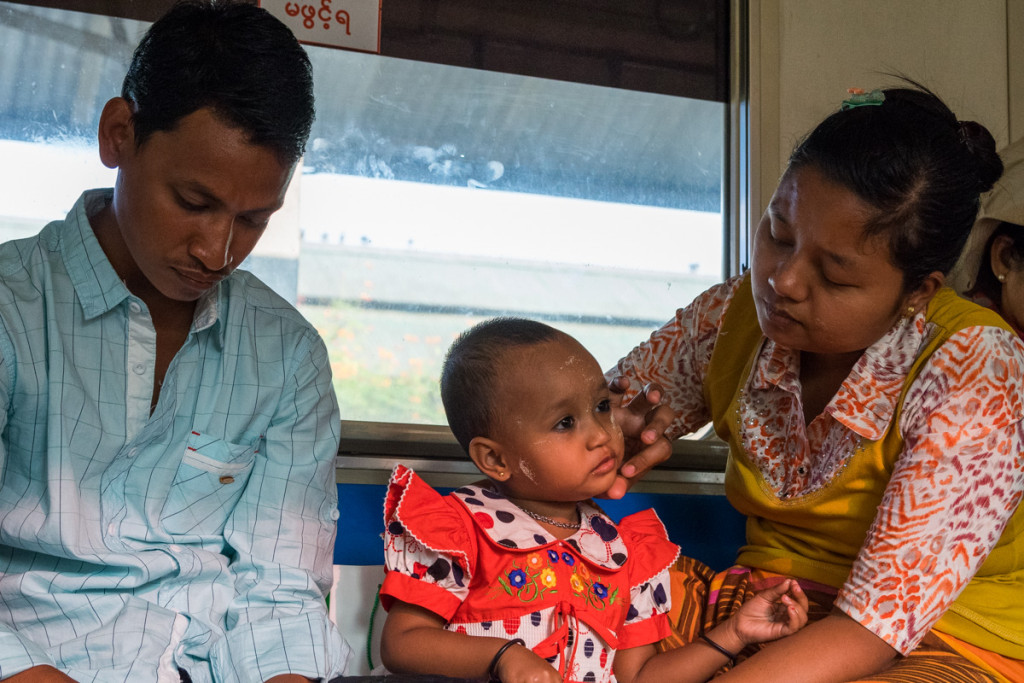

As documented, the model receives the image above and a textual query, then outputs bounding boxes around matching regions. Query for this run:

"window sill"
[337,420,728,495]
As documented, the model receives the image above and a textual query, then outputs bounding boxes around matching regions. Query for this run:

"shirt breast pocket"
[160,431,257,537]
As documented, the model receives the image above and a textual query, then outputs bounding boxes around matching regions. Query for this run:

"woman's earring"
[997,273,1007,283]
[899,305,916,327]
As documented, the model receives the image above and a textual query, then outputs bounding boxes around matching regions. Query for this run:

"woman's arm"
[606,277,745,496]
[381,601,561,683]
[609,278,742,440]
[716,611,897,683]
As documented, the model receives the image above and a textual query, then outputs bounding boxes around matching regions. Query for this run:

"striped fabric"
[0,190,350,682]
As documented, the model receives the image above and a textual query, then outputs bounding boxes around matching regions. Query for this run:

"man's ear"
[97,97,135,170]
[469,436,510,482]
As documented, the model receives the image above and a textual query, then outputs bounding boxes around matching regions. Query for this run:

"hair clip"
[841,88,885,110]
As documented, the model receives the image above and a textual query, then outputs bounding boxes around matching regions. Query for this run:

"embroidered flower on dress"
[508,569,527,588]
[496,557,559,603]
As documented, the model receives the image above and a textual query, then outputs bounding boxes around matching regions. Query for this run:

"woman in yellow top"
[609,83,1024,682]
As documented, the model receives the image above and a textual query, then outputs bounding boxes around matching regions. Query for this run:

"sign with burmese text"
[259,0,381,53]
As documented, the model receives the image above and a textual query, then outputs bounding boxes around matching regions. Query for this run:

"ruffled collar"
[450,483,630,572]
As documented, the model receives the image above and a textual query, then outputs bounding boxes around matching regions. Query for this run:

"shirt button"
[219,475,235,485]
[128,448,139,458]
[133,363,145,375]
[107,523,116,535]
[129,301,142,313]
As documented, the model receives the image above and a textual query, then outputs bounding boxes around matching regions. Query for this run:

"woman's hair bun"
[958,120,1003,193]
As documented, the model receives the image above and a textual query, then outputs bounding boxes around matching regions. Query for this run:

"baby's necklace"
[512,501,582,530]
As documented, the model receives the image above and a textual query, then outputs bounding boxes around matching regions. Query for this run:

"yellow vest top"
[705,275,1024,658]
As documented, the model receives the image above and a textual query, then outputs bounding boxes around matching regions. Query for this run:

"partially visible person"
[609,84,1024,682]
[0,2,349,682]
[379,318,808,683]
[952,137,1024,336]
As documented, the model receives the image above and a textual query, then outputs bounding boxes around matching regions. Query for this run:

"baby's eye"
[596,398,611,413]
[555,416,575,431]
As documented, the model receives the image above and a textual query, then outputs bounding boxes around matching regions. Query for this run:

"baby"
[379,317,807,682]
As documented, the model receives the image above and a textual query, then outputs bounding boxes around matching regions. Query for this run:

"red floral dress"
[381,465,680,683]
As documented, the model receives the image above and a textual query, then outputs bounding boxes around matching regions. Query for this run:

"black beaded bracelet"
[487,638,526,681]
[699,633,738,664]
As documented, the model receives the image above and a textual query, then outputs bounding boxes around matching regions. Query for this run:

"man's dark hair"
[440,318,562,454]
[121,0,315,163]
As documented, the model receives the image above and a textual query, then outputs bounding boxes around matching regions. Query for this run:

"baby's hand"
[732,578,808,645]
[494,641,564,683]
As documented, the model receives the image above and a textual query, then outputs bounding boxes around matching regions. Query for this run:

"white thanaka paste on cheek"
[518,459,538,483]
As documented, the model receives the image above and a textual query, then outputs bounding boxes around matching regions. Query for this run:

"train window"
[0,1,731,429]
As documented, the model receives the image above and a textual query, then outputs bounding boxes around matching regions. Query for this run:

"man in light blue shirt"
[0,2,349,681]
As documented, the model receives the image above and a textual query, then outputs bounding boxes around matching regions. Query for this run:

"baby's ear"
[469,437,511,482]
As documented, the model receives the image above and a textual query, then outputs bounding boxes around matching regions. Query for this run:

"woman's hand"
[606,377,675,498]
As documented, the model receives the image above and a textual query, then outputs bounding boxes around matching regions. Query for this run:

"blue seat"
[335,484,746,571]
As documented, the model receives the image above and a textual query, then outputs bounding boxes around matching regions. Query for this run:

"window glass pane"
[0,2,132,228]
[301,47,724,425]
[0,1,726,427]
